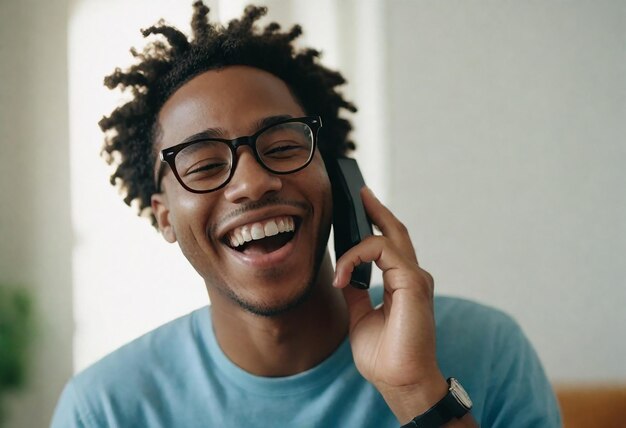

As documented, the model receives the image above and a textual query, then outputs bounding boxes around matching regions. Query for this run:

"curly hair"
[99,1,357,227]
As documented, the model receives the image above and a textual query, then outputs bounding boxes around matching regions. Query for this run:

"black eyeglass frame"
[156,116,322,194]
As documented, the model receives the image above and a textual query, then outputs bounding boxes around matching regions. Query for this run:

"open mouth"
[223,215,298,255]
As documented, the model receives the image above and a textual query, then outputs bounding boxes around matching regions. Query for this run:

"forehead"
[156,66,306,149]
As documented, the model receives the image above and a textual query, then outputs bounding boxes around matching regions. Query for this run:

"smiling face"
[151,66,333,317]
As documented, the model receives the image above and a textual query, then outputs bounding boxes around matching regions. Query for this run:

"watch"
[400,378,473,428]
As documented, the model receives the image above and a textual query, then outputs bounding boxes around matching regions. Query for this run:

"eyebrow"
[180,114,295,144]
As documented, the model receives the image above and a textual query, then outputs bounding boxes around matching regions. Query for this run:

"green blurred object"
[0,285,33,424]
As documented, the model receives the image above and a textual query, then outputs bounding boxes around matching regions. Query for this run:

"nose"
[223,148,282,203]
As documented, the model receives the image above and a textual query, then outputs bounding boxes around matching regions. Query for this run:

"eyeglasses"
[157,116,322,194]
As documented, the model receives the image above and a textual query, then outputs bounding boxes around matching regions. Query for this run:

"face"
[151,66,333,317]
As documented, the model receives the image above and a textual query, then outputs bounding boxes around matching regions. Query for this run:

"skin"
[151,65,477,426]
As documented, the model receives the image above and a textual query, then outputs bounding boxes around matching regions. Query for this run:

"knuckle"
[394,220,409,235]
[405,268,434,292]
[421,269,434,286]
[405,272,433,299]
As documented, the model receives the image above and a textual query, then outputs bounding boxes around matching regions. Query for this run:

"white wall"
[0,0,73,427]
[386,0,626,382]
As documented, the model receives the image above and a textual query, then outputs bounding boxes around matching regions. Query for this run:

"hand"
[333,187,448,421]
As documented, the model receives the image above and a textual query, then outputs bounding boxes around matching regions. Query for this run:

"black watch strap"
[400,379,471,428]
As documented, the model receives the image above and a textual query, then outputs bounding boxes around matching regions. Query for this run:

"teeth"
[250,223,264,240]
[241,225,252,242]
[264,221,279,236]
[226,216,295,248]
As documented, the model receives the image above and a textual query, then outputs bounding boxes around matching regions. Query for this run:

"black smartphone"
[326,157,373,289]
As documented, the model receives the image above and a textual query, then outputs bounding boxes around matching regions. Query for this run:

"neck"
[209,251,349,377]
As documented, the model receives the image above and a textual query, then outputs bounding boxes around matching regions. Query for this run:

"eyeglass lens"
[174,121,314,192]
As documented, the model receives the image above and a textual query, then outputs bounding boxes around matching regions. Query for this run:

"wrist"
[377,374,449,424]
[398,377,474,428]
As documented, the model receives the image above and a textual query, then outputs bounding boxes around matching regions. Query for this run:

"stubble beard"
[212,222,331,318]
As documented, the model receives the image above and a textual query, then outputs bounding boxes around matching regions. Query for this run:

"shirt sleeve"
[482,314,562,427]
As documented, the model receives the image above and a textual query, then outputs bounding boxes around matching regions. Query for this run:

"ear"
[151,193,177,243]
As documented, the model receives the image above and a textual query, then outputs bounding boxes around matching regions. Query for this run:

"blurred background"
[0,0,624,426]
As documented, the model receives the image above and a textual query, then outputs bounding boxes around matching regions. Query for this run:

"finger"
[361,187,418,264]
[334,235,421,292]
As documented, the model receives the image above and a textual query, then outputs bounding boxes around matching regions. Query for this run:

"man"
[52,3,561,427]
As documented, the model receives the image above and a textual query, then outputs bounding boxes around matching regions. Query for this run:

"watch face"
[449,378,473,409]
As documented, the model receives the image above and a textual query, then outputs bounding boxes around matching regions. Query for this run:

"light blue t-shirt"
[51,291,561,427]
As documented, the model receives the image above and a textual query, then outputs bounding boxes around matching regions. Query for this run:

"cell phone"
[326,157,373,289]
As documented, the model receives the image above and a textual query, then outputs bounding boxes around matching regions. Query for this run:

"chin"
[236,281,317,317]
[215,224,330,318]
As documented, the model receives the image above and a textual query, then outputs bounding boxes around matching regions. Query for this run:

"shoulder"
[77,306,208,386]
[51,306,211,427]
[430,295,528,375]
[433,295,521,342]
[369,287,561,426]
[432,296,561,427]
